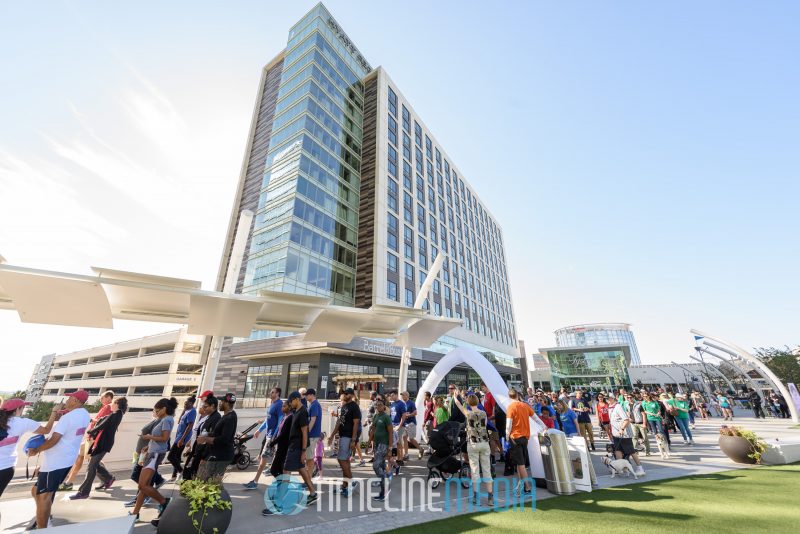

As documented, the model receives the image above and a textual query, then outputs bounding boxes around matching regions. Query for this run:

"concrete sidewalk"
[1,411,797,533]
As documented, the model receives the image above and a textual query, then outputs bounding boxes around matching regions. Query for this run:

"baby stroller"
[232,421,261,470]
[426,421,470,489]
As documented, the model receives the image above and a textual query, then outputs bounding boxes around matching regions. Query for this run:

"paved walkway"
[1,411,797,533]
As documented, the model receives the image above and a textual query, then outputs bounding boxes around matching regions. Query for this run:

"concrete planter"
[157,489,232,534]
[718,435,757,464]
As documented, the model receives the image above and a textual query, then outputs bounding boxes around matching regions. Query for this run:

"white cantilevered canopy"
[0,263,461,344]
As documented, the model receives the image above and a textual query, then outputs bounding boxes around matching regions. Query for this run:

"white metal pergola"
[0,259,461,390]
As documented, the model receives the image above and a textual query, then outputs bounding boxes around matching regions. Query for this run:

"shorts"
[403,423,416,440]
[284,443,305,472]
[396,426,408,440]
[509,436,528,466]
[143,452,166,471]
[36,467,71,495]
[260,438,272,458]
[613,437,636,458]
[337,437,352,461]
[306,437,320,461]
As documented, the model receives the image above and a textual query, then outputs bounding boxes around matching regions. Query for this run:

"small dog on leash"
[655,433,671,459]
[602,456,639,479]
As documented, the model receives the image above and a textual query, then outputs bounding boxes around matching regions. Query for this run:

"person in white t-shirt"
[27,390,91,529]
[0,398,60,497]
[608,396,645,476]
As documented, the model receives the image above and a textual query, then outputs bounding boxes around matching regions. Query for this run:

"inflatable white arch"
[413,346,546,479]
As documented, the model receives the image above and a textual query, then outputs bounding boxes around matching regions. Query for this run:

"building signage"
[326,16,372,72]
[362,339,402,357]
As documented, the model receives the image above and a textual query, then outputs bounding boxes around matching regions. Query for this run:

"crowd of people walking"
[0,381,793,527]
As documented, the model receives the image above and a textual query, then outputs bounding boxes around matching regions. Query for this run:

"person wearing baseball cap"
[0,399,60,497]
[28,390,91,528]
[304,389,323,475]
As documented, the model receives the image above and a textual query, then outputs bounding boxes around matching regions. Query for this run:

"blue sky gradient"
[0,1,797,389]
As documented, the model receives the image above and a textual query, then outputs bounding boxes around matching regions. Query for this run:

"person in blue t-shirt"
[388,391,407,460]
[244,388,283,490]
[167,396,196,479]
[556,400,579,436]
[304,389,323,473]
[400,391,422,459]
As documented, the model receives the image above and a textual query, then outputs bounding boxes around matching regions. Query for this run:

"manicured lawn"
[392,464,800,534]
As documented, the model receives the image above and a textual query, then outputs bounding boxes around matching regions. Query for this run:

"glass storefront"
[547,349,631,390]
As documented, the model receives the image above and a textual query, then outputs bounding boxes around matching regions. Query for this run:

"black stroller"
[232,421,261,470]
[426,421,470,489]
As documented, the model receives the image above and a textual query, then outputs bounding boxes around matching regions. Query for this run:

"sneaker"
[243,481,258,490]
[124,497,137,507]
[487,493,495,507]
[358,459,366,467]
[69,492,89,500]
[157,497,171,517]
[418,449,424,459]
[373,493,387,502]
[262,507,275,516]
[371,480,381,487]
[103,476,115,490]
[150,519,160,527]
[351,480,359,492]
[590,444,596,451]
[402,455,410,461]
[683,440,689,445]
[339,487,350,498]
[306,493,318,506]
[127,512,139,522]
[689,440,695,445]
[154,478,165,490]
[394,465,401,476]
[635,466,646,476]
[143,497,153,507]
[58,482,73,492]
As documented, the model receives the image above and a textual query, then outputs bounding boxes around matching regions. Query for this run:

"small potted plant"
[158,476,233,534]
[718,426,767,464]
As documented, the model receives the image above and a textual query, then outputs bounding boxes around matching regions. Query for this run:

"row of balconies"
[48,351,202,379]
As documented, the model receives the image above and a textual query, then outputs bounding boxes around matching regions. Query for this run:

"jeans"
[372,443,389,496]
[631,423,650,454]
[78,452,112,495]
[467,441,492,494]
[578,422,595,446]
[674,417,693,441]
[647,419,670,444]
[167,442,184,476]
[688,410,695,425]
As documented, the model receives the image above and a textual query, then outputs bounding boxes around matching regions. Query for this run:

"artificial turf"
[391,463,800,533]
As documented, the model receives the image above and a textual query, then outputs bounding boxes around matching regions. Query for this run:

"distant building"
[39,329,204,410]
[25,353,56,405]
[555,323,641,365]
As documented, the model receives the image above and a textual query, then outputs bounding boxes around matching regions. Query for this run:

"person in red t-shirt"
[59,390,114,491]
[596,393,612,441]
[480,383,501,458]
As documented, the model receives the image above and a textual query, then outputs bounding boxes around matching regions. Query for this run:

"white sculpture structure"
[413,346,546,479]
[692,329,799,423]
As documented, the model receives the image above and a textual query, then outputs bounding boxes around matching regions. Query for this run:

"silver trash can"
[539,429,576,495]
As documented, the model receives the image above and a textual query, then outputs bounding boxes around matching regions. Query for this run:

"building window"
[245,364,284,401]
[288,363,309,393]
[387,280,398,301]
[388,86,398,117]
[388,231,398,252]
[405,262,414,281]
[387,252,398,273]
[405,288,414,307]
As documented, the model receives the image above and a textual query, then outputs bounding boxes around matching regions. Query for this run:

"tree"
[11,390,27,400]
[27,401,55,422]
[755,346,800,387]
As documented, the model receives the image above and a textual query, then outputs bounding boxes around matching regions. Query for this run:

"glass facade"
[547,349,632,390]
[555,324,641,365]
[382,79,518,353]
[243,4,371,308]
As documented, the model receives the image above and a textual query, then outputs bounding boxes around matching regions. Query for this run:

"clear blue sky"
[0,1,797,390]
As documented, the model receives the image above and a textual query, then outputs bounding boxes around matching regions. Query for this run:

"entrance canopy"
[0,262,461,344]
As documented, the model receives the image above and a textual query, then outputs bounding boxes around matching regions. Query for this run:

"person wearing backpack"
[0,398,59,497]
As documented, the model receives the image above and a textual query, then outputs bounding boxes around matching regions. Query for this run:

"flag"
[694,335,704,342]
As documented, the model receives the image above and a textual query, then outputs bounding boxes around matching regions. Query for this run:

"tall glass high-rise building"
[213,3,519,394]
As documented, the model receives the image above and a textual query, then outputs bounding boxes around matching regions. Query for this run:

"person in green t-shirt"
[434,397,449,426]
[368,397,394,501]
[667,393,694,444]
[642,394,668,444]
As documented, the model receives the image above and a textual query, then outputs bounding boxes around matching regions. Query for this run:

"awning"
[332,374,387,383]
[0,262,461,345]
